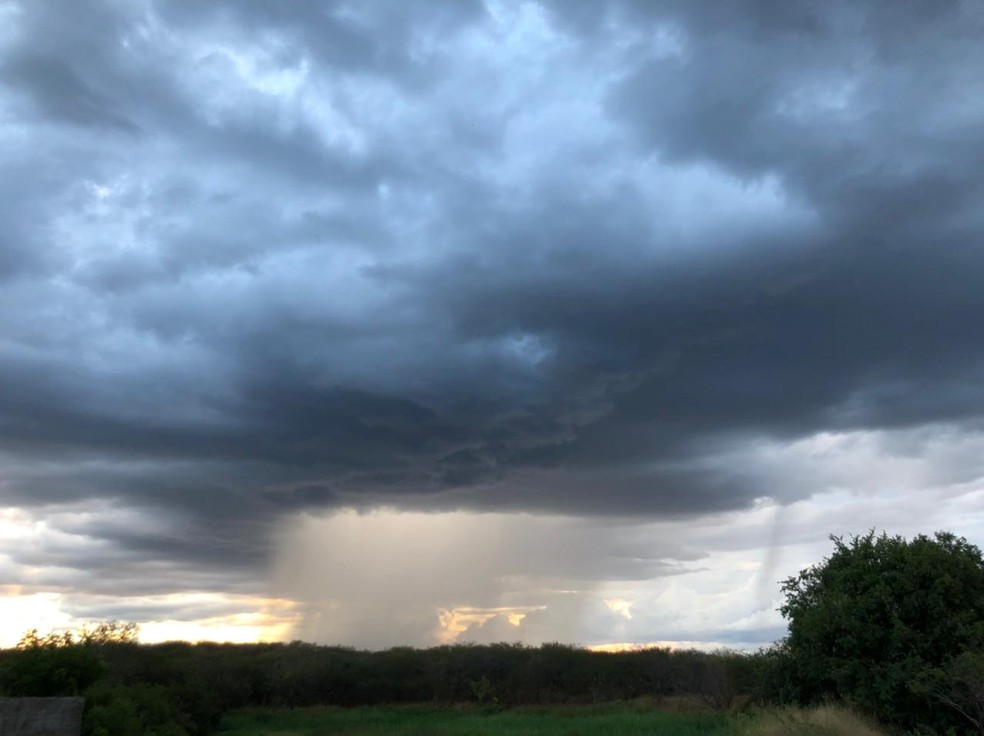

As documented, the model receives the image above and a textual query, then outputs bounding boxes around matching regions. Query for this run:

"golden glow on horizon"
[0,591,74,647]
[139,611,294,645]
[587,640,742,653]
[137,595,303,643]
[587,642,669,653]
[0,592,302,648]
[435,605,546,644]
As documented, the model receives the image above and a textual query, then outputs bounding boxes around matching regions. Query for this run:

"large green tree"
[780,531,984,730]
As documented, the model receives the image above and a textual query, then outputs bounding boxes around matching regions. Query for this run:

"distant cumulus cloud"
[1,0,984,646]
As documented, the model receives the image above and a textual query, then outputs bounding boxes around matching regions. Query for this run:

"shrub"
[0,629,106,697]
[778,531,984,731]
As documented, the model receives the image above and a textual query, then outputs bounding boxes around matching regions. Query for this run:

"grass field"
[218,703,734,736]
[218,703,889,736]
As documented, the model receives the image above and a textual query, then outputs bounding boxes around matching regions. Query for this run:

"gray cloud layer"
[1,0,983,591]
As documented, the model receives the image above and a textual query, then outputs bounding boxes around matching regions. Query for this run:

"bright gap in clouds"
[0,588,300,649]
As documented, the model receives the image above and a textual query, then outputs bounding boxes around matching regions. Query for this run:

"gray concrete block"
[0,698,84,736]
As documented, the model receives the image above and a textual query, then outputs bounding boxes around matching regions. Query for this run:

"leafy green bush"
[0,629,107,696]
[778,531,984,732]
[83,683,191,736]
[0,623,217,736]
[911,649,984,734]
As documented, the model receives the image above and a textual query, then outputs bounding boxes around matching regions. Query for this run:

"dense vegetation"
[1,530,981,735]
[776,531,984,734]
[0,634,757,735]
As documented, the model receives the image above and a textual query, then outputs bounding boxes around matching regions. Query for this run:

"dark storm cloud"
[1,51,139,131]
[2,0,984,580]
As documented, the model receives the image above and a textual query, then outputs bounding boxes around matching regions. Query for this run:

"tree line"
[0,633,759,735]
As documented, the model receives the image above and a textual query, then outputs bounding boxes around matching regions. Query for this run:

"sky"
[1,0,984,650]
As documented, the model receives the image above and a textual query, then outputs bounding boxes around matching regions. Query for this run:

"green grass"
[218,703,734,736]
